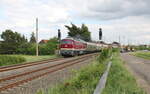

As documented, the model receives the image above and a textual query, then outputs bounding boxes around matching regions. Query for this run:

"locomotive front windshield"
[61,40,73,44]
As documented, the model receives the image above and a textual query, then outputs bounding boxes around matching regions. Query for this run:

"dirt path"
[121,53,150,94]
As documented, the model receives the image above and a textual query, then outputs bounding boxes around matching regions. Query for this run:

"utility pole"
[36,18,39,56]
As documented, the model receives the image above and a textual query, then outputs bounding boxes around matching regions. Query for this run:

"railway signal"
[58,29,61,41]
[58,29,61,55]
[99,28,102,40]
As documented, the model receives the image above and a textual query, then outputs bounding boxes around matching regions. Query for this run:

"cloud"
[0,0,71,40]
[0,0,150,45]
[64,0,150,20]
[0,0,70,27]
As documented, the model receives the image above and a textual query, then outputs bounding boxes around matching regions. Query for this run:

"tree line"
[0,30,58,55]
[0,23,91,55]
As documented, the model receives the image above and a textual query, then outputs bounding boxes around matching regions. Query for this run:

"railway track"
[0,53,97,92]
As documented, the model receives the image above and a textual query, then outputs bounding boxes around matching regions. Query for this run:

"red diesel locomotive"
[60,37,102,56]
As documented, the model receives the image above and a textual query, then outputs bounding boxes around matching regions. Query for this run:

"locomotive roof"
[62,37,86,43]
[62,37,108,47]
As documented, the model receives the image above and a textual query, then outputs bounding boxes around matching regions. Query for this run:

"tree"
[65,23,91,41]
[80,24,91,41]
[30,32,36,43]
[39,37,58,55]
[0,41,2,53]
[0,29,27,54]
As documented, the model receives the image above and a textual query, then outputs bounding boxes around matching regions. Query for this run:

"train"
[59,37,109,56]
[120,46,135,53]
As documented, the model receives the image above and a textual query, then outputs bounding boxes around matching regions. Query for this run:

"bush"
[0,55,26,66]
[98,48,112,63]
[45,60,106,94]
[25,37,58,55]
[16,43,36,55]
[0,37,58,55]
[39,42,57,55]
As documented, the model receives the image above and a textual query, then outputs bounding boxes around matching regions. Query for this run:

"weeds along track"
[0,58,65,72]
[0,53,97,92]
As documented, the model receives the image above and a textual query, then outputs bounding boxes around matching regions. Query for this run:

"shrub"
[98,48,112,63]
[0,55,26,66]
[46,61,106,94]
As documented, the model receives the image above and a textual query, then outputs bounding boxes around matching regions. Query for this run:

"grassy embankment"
[37,49,112,94]
[132,51,150,60]
[0,55,57,66]
[37,49,146,94]
[102,52,146,94]
[12,55,57,62]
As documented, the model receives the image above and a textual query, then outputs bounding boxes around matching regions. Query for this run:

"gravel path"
[121,53,150,94]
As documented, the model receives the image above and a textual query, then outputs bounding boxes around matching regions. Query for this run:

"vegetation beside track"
[132,51,150,60]
[37,49,112,94]
[102,52,146,94]
[0,55,26,66]
[12,55,57,62]
[0,55,57,66]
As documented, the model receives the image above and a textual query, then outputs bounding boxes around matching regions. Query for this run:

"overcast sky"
[0,0,150,45]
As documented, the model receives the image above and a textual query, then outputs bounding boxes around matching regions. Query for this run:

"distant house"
[96,41,108,48]
[112,42,120,48]
[39,40,49,44]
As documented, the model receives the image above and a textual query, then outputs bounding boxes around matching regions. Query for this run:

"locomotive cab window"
[61,40,73,44]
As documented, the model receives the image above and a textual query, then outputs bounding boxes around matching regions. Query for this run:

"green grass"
[0,55,26,66]
[37,49,112,94]
[102,53,146,94]
[6,55,57,63]
[17,55,57,62]
[132,51,150,60]
[38,59,107,94]
[0,55,58,66]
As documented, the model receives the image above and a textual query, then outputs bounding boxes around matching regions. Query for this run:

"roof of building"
[112,42,120,45]
[39,40,49,44]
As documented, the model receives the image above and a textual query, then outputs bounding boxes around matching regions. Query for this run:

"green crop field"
[132,51,150,60]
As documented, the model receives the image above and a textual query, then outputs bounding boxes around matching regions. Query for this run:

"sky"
[0,0,150,45]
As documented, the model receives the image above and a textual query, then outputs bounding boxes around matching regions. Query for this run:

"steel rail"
[0,54,92,82]
[0,53,97,72]
[0,54,95,91]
